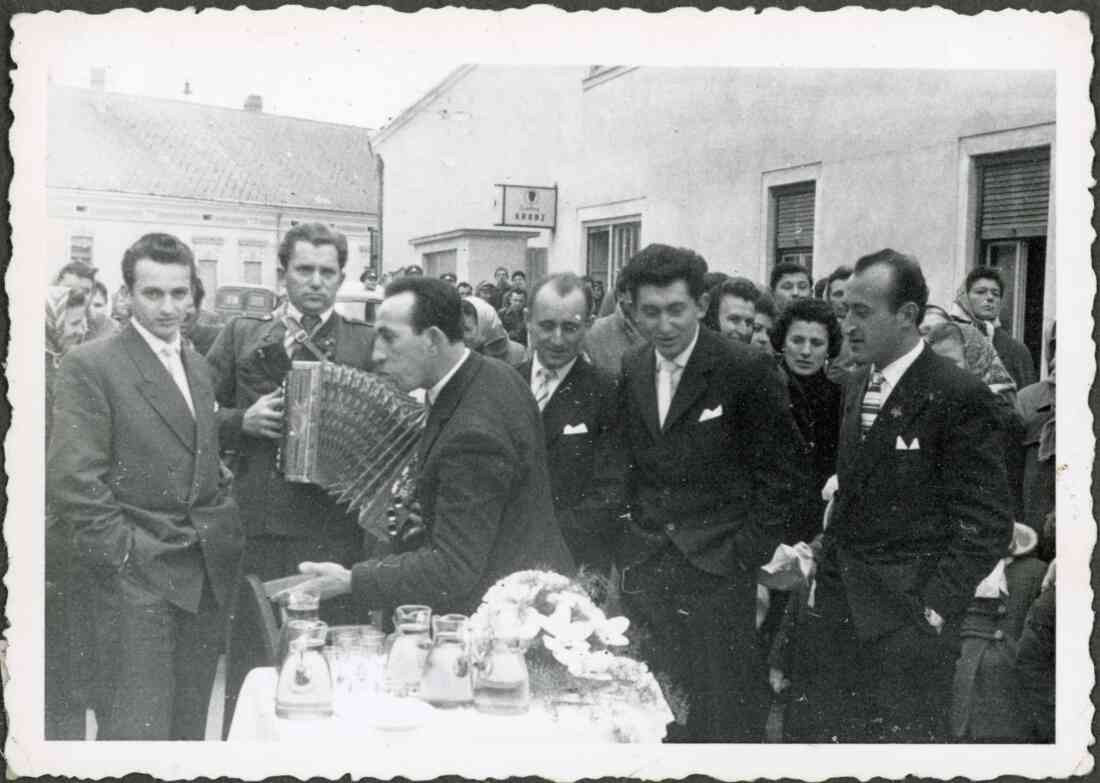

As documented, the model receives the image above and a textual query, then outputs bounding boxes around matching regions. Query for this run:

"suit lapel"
[419,352,482,465]
[661,329,715,432]
[541,359,584,447]
[843,347,937,489]
[630,349,661,442]
[122,326,197,452]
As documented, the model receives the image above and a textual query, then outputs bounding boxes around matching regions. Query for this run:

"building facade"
[375,65,1056,368]
[47,83,381,297]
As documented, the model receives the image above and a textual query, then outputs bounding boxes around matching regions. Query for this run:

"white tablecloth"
[228,668,670,743]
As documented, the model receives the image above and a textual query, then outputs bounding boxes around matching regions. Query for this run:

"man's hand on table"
[285,561,352,601]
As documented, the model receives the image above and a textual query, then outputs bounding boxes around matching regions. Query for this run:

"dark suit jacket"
[823,344,1014,641]
[205,312,375,542]
[618,326,808,576]
[46,325,244,612]
[516,357,625,571]
[352,351,575,614]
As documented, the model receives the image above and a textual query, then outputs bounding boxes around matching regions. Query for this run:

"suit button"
[665,522,677,534]
[997,605,1007,615]
[993,630,1004,640]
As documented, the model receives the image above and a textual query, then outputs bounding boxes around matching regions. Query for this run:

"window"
[585,219,640,291]
[772,182,816,274]
[70,235,93,266]
[193,236,224,298]
[238,240,268,286]
[975,146,1050,367]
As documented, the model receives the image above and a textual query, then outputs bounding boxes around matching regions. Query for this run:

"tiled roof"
[48,85,379,214]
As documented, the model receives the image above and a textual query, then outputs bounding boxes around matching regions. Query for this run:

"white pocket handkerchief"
[895,435,920,451]
[563,422,589,436]
[698,405,723,423]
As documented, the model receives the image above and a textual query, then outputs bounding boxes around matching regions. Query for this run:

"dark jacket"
[351,351,575,614]
[516,356,626,572]
[46,325,244,612]
[618,327,808,576]
[822,344,1014,640]
[993,327,1037,390]
[206,311,375,544]
[783,367,842,544]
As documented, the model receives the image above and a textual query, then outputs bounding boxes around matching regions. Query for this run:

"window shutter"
[775,187,815,249]
[980,149,1050,239]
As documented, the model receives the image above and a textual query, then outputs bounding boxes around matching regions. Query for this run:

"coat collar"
[630,326,723,440]
[120,324,196,452]
[540,357,590,445]
[418,350,483,465]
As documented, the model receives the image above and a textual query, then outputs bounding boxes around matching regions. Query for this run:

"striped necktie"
[860,370,885,439]
[533,367,557,411]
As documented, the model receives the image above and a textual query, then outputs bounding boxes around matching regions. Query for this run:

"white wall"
[375,66,587,273]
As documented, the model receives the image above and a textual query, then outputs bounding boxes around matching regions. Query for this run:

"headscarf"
[46,286,83,367]
[949,283,999,339]
[464,295,509,353]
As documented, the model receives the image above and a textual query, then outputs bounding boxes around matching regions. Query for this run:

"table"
[227,668,672,743]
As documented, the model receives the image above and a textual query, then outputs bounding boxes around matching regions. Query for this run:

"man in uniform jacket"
[616,244,808,742]
[297,277,575,616]
[206,222,376,584]
[787,249,1013,743]
[516,273,625,576]
[47,233,243,740]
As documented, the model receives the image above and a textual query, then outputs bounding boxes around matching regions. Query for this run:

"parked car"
[213,283,279,324]
[334,287,384,325]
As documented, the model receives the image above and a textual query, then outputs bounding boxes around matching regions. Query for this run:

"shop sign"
[496,184,557,229]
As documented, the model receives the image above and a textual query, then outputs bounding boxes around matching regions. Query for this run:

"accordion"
[281,361,427,540]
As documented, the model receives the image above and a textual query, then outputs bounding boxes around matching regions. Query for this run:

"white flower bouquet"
[467,569,674,741]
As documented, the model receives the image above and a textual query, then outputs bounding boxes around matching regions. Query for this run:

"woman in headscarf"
[948,268,1036,388]
[461,295,526,367]
[45,285,92,739]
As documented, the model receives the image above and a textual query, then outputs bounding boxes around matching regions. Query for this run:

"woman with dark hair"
[770,297,843,543]
[703,277,760,345]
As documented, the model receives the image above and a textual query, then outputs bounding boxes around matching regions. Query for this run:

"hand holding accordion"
[280,361,428,543]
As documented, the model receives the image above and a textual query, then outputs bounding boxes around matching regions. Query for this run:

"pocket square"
[563,422,589,435]
[895,435,920,451]
[698,405,723,423]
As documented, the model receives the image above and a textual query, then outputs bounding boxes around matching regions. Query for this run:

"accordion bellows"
[282,361,427,540]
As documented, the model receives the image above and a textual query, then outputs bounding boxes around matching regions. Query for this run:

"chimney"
[90,67,106,91]
[243,94,263,113]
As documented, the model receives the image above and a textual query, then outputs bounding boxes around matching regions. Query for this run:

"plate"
[360,695,437,731]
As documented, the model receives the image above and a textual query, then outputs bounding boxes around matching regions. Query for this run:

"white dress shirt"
[132,318,195,417]
[871,339,925,406]
[427,348,471,407]
[530,354,578,409]
[655,324,700,428]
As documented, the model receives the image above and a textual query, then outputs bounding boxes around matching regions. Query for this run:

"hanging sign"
[496,184,557,229]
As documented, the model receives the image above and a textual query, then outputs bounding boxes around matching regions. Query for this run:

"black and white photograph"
[6,5,1093,780]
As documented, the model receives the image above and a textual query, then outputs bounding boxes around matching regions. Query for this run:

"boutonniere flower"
[890,406,903,418]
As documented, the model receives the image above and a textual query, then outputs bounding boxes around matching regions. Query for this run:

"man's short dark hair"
[511,270,526,280]
[770,261,812,293]
[772,297,844,359]
[827,265,853,291]
[965,266,1004,296]
[92,279,109,300]
[64,288,88,309]
[626,244,709,302]
[528,272,595,319]
[703,271,730,292]
[56,261,97,284]
[121,233,196,289]
[385,276,464,343]
[703,276,760,333]
[853,248,929,321]
[191,275,206,311]
[277,222,348,270]
[755,291,777,321]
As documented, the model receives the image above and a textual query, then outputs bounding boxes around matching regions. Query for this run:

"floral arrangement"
[467,569,675,742]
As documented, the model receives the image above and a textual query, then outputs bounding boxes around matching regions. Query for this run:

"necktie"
[533,367,558,411]
[657,357,682,429]
[859,370,885,439]
[300,314,321,334]
[158,344,195,417]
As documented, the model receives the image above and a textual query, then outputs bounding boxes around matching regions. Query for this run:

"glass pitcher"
[473,636,531,716]
[275,619,334,719]
[384,604,432,697]
[276,586,320,663]
[421,614,473,708]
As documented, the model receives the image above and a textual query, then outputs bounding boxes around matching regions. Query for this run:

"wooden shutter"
[775,186,815,249]
[980,148,1050,239]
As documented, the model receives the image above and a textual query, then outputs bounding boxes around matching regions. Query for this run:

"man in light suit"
[516,273,624,576]
[47,233,243,740]
[617,244,807,742]
[787,249,1013,742]
[298,277,574,615]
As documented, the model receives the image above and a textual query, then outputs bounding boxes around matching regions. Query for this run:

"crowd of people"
[44,224,1056,745]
